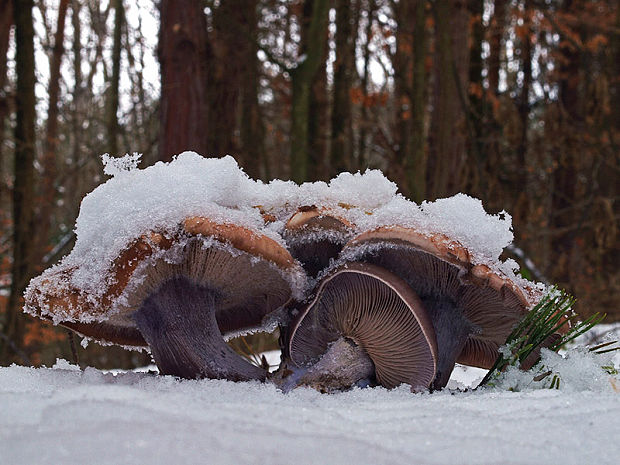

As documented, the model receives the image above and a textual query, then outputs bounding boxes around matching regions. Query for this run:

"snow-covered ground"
[2,342,619,465]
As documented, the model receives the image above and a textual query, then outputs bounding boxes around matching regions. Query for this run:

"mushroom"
[341,226,538,389]
[25,217,301,381]
[282,205,355,277]
[280,262,438,393]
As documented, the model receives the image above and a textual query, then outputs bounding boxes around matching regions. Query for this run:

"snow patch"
[2,360,619,464]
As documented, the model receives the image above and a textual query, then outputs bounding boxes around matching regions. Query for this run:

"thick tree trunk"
[207,0,266,178]
[289,0,329,183]
[208,0,244,159]
[550,0,581,289]
[468,0,484,181]
[330,0,356,176]
[238,0,266,180]
[428,0,469,199]
[2,0,36,363]
[158,0,210,161]
[308,52,329,181]
[106,0,123,156]
[393,0,414,197]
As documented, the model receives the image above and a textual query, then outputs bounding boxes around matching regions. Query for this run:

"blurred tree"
[393,0,427,201]
[308,45,329,181]
[357,0,375,169]
[307,0,330,181]
[237,0,267,180]
[2,0,36,363]
[428,0,469,199]
[106,0,123,157]
[0,0,12,189]
[488,0,507,96]
[331,0,357,176]
[289,0,329,183]
[37,0,69,269]
[208,0,245,159]
[206,0,266,178]
[158,0,210,161]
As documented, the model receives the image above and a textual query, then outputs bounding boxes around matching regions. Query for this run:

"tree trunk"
[468,0,484,188]
[208,0,245,160]
[488,0,507,95]
[393,0,414,196]
[609,0,619,134]
[64,0,82,224]
[0,0,10,92]
[36,0,69,268]
[517,1,532,173]
[308,50,329,181]
[330,0,356,176]
[550,0,582,289]
[358,0,375,169]
[428,0,469,199]
[409,0,427,202]
[238,0,266,180]
[158,0,210,161]
[2,0,36,363]
[0,0,12,194]
[106,0,123,156]
[290,0,329,183]
[306,0,331,182]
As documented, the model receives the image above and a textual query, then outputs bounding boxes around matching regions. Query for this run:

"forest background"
[0,0,617,369]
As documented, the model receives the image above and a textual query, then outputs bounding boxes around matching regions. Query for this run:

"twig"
[42,232,76,265]
[66,330,79,366]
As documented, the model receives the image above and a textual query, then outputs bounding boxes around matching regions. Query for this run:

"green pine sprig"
[478,288,607,388]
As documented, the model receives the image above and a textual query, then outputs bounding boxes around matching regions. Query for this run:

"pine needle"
[478,288,608,388]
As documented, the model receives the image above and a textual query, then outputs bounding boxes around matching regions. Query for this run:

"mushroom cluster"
[24,153,551,393]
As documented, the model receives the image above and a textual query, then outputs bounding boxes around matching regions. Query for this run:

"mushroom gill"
[282,262,438,392]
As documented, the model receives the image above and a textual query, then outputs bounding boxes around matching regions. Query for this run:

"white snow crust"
[2,345,619,465]
[25,153,542,326]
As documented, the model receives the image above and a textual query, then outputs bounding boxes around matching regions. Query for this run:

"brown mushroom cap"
[342,226,538,387]
[287,262,438,391]
[25,217,301,380]
[282,206,355,277]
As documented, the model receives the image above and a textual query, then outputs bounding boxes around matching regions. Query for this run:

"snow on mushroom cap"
[64,153,279,296]
[419,194,513,263]
[348,194,513,264]
[332,193,544,300]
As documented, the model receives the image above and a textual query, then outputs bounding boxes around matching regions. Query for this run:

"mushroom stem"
[272,337,375,393]
[425,297,476,389]
[296,337,375,392]
[132,276,266,381]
